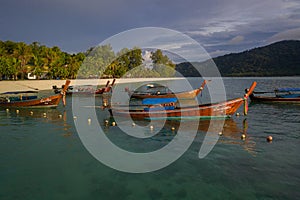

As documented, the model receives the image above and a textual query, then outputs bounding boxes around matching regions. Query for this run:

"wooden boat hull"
[110,98,245,120]
[55,79,115,95]
[0,94,62,108]
[95,79,115,94]
[129,88,201,99]
[0,80,70,108]
[250,94,300,103]
[106,82,257,120]
[128,80,207,99]
[95,87,113,94]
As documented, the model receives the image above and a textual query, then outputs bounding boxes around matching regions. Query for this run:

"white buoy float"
[241,134,246,140]
[16,110,19,114]
[112,122,116,126]
[88,118,92,124]
[267,135,273,142]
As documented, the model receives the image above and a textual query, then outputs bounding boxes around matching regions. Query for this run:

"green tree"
[105,47,143,78]
[28,42,46,79]
[3,40,17,55]
[0,40,88,79]
[79,44,115,78]
[48,46,64,78]
[126,65,161,78]
[13,42,33,79]
[0,41,7,56]
[151,49,176,77]
[0,57,18,79]
[65,53,85,79]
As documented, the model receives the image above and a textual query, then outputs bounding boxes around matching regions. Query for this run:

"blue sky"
[1,0,300,59]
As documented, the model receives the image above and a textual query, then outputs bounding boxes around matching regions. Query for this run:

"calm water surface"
[0,77,300,200]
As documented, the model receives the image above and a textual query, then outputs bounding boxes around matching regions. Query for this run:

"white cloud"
[179,0,300,56]
[181,0,300,37]
[228,35,244,45]
[266,28,300,44]
[142,50,152,65]
[2,0,300,55]
[209,49,231,57]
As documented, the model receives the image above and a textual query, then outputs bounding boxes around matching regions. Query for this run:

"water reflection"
[0,108,72,137]
[101,117,257,156]
[218,119,256,156]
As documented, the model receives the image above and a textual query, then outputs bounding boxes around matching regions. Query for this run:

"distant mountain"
[176,40,300,76]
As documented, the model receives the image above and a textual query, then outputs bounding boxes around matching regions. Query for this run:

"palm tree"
[13,42,33,79]
[66,53,85,79]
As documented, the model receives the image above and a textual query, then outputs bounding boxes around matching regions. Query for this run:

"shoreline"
[0,78,184,93]
[1,76,299,93]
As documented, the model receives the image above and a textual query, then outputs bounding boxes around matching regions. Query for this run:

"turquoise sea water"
[0,77,300,200]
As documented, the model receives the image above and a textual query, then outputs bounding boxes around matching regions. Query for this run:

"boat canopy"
[275,88,300,92]
[142,97,178,105]
[1,91,38,95]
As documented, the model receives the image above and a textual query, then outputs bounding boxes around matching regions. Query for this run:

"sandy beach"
[0,78,183,93]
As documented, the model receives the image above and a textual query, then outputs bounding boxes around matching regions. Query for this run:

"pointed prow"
[61,80,71,106]
[244,81,257,98]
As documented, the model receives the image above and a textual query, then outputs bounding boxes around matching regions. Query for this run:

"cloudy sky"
[1,0,300,59]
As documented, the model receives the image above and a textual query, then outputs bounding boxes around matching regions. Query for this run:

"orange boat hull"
[0,80,70,108]
[110,98,244,120]
[106,81,257,120]
[0,94,62,108]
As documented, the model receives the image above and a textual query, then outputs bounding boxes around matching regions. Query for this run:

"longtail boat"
[125,80,207,99]
[0,80,70,108]
[249,87,300,103]
[53,79,115,95]
[106,82,257,120]
[95,79,116,94]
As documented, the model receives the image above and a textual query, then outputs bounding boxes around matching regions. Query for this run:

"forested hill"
[176,40,300,77]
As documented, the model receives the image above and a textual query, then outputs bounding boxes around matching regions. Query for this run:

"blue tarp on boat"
[275,88,300,92]
[142,97,177,105]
